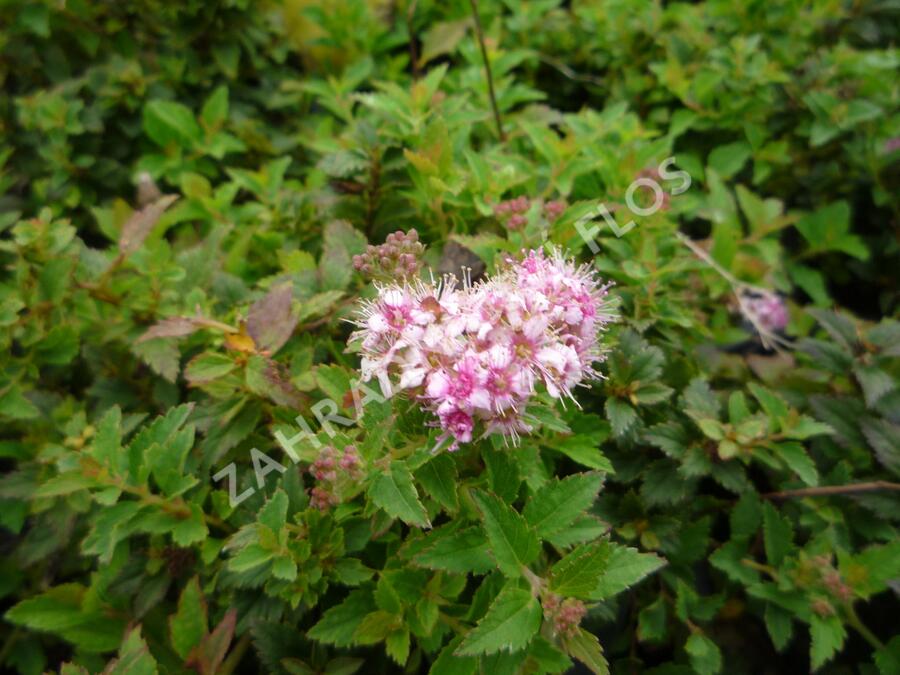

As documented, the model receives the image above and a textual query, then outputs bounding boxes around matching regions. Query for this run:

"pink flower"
[350,247,616,450]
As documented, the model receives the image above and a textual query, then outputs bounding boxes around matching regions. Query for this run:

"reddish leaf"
[119,194,179,254]
[187,608,237,675]
[137,317,201,344]
[247,283,296,354]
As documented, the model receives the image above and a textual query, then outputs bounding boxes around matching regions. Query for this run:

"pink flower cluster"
[308,444,362,510]
[351,248,615,450]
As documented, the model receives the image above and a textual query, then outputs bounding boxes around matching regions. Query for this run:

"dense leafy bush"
[1,1,898,673]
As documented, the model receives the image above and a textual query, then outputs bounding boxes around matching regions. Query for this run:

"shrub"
[1,1,898,673]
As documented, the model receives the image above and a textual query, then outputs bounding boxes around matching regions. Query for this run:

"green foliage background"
[1,0,898,673]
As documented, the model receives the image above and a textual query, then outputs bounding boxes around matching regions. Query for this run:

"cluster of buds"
[543,199,567,222]
[541,593,587,638]
[353,229,425,281]
[308,444,363,510]
[795,554,854,615]
[494,196,531,230]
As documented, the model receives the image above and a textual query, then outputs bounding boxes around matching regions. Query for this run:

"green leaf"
[471,491,540,578]
[143,100,202,148]
[320,220,367,291]
[0,385,40,419]
[685,634,722,675]
[228,544,273,573]
[547,435,613,472]
[455,586,542,656]
[33,472,96,497]
[810,615,845,671]
[308,590,377,647]
[369,461,430,528]
[413,527,495,574]
[5,584,126,653]
[419,19,470,66]
[415,454,459,512]
[776,442,819,486]
[185,352,237,384]
[589,544,665,600]
[764,603,793,652]
[106,627,159,675]
[524,472,603,538]
[483,447,521,503]
[430,636,477,675]
[797,201,868,260]
[560,628,609,675]
[169,577,208,659]
[171,503,208,546]
[708,141,751,179]
[258,489,289,532]
[730,491,762,540]
[549,542,612,599]
[762,503,794,566]
[201,86,229,128]
[637,597,667,643]
[841,541,900,599]
[605,398,638,437]
[874,636,900,675]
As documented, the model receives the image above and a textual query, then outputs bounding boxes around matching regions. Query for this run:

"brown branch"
[468,0,505,142]
[762,481,900,500]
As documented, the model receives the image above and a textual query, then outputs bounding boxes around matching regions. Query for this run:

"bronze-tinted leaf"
[247,282,297,355]
[119,194,179,255]
[137,317,201,344]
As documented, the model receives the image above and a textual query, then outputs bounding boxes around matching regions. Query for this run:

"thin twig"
[762,481,900,500]
[468,0,505,141]
[537,54,606,86]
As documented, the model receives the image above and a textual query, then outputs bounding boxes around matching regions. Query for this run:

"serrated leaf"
[415,454,459,512]
[605,398,637,437]
[560,628,608,675]
[547,436,613,472]
[589,544,665,600]
[413,527,494,574]
[369,461,430,528]
[810,615,845,670]
[430,636,477,675]
[308,590,377,647]
[455,586,541,656]
[106,627,159,675]
[776,442,819,486]
[549,542,612,598]
[762,503,794,566]
[472,491,540,578]
[258,489,289,532]
[524,472,603,538]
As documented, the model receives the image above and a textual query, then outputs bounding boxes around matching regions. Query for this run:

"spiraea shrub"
[1,1,898,674]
